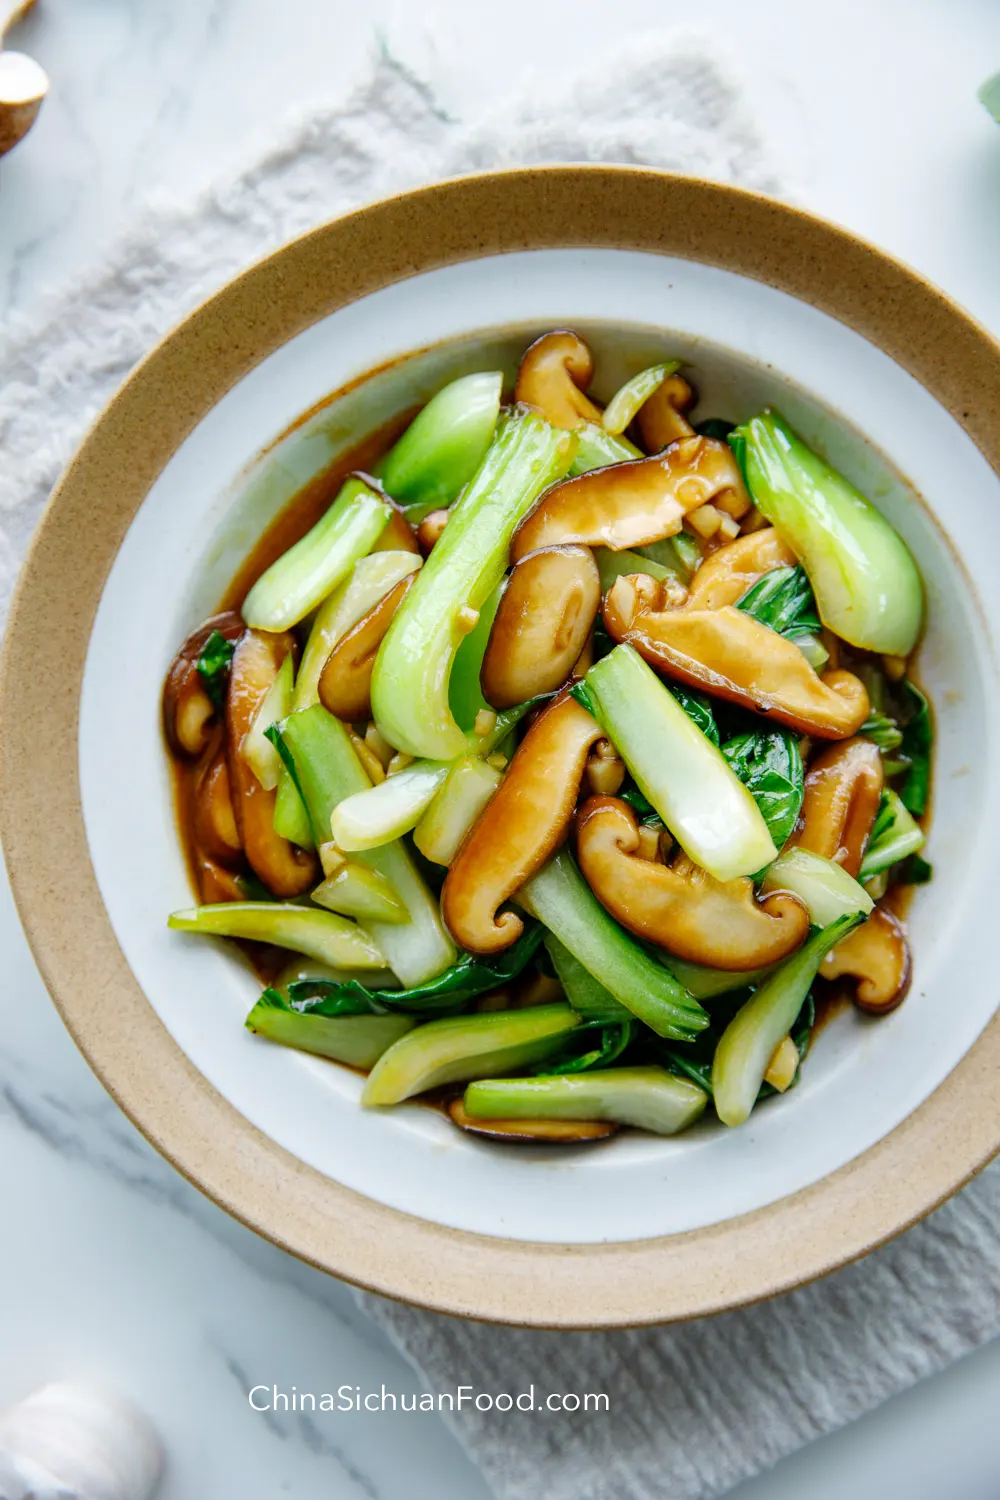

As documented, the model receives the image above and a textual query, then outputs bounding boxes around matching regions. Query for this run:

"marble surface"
[3,1,1000,1497]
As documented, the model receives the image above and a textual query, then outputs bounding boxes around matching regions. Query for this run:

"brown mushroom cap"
[162,610,244,758]
[192,740,242,867]
[820,905,912,1014]
[318,573,415,723]
[227,628,318,898]
[441,694,604,954]
[637,373,697,451]
[447,1095,617,1142]
[480,546,601,710]
[575,796,809,970]
[792,737,884,876]
[684,528,797,612]
[512,436,747,562]
[603,575,870,739]
[514,330,602,429]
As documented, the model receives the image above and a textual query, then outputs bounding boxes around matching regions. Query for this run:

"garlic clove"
[0,50,48,157]
[0,1380,163,1500]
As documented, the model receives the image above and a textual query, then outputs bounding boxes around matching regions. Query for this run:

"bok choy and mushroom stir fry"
[164,331,932,1141]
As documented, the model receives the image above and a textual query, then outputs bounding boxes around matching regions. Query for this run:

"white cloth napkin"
[2,31,998,1500]
[0,32,776,621]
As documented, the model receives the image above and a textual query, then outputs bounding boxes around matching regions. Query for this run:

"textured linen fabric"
[1,29,997,1500]
[360,1167,1000,1498]
[0,32,776,622]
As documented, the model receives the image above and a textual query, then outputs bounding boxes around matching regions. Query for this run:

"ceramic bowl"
[3,168,1000,1327]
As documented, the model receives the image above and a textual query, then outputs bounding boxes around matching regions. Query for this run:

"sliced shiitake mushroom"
[637,372,697,451]
[604,574,870,739]
[192,850,247,905]
[575,796,809,970]
[511,436,748,561]
[480,545,601,709]
[318,573,415,722]
[792,737,883,877]
[192,739,242,867]
[684,528,796,612]
[227,628,318,898]
[447,1096,617,1142]
[820,906,912,1014]
[162,610,243,758]
[514,330,602,429]
[441,694,603,954]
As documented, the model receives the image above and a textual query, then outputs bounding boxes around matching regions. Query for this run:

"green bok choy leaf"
[286,922,544,1017]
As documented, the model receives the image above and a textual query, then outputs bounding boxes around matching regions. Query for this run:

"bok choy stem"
[521,851,708,1042]
[279,705,456,986]
[858,789,925,878]
[294,550,421,712]
[731,410,923,656]
[586,645,777,881]
[465,1068,707,1136]
[371,408,576,760]
[375,372,503,520]
[242,477,391,631]
[761,847,873,926]
[246,988,414,1068]
[168,902,385,970]
[712,914,861,1127]
[361,1003,580,1105]
[330,762,449,851]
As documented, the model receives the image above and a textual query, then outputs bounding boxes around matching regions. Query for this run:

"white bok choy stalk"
[294,549,422,711]
[731,410,923,656]
[761,847,874,927]
[278,704,456,986]
[858,790,925,879]
[362,1004,581,1106]
[331,762,450,851]
[168,902,385,970]
[413,756,503,865]
[465,1068,707,1136]
[601,361,681,436]
[712,913,862,1127]
[375,371,503,520]
[242,477,392,632]
[584,644,777,882]
[246,989,414,1070]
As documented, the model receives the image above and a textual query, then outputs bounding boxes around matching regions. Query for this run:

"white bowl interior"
[80,249,1000,1244]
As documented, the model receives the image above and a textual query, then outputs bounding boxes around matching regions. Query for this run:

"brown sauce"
[219,409,416,614]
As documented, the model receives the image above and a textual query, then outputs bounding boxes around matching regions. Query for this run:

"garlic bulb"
[0,1381,162,1500]
[0,0,49,159]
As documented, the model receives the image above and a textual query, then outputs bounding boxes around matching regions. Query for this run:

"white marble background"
[2,2,1000,1497]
